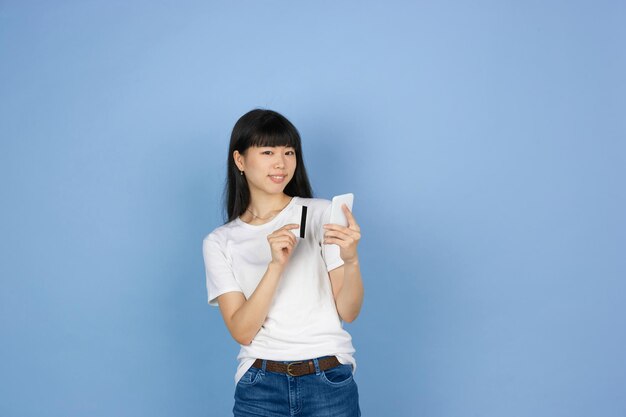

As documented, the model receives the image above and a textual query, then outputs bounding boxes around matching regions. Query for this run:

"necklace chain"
[246,198,292,221]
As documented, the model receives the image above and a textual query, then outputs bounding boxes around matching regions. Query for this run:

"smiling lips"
[269,175,286,183]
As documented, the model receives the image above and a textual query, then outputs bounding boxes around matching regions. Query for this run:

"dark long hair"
[222,109,314,223]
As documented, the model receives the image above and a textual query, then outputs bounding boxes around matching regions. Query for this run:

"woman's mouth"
[269,175,286,183]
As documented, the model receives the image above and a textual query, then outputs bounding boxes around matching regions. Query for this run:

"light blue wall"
[1,1,624,416]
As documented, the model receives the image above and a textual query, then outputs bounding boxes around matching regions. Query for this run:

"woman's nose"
[274,155,285,168]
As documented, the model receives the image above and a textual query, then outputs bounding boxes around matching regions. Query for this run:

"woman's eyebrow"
[260,145,295,149]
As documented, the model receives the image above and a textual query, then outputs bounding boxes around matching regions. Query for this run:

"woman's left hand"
[323,204,361,263]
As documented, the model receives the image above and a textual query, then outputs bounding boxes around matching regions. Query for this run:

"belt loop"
[261,359,267,373]
[313,357,321,375]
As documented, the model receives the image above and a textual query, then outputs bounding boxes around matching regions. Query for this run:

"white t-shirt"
[202,196,357,385]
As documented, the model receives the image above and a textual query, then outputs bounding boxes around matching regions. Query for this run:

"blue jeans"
[233,355,361,417]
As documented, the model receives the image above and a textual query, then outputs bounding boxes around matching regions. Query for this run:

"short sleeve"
[202,234,243,306]
[318,202,345,272]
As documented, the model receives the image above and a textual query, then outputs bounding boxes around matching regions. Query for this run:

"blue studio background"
[1,1,624,416]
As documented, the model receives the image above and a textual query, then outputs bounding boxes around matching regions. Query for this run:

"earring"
[240,171,244,176]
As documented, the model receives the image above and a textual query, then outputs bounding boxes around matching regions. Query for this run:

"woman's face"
[234,145,297,196]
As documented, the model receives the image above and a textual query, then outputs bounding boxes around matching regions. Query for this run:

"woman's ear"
[233,150,244,171]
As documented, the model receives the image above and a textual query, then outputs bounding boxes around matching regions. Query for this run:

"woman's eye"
[262,150,295,155]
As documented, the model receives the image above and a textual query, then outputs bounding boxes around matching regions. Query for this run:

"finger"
[270,238,295,249]
[324,229,347,240]
[273,229,298,238]
[323,224,349,232]
[269,229,299,240]
[269,231,295,242]
[325,231,356,243]
[342,204,359,229]
[324,222,360,233]
[323,236,348,247]
[324,227,359,240]
[271,224,299,236]
[270,234,296,244]
[279,230,298,244]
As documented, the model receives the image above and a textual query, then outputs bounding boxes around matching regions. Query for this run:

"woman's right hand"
[267,223,300,267]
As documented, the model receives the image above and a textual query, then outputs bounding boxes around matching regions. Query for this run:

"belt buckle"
[286,361,303,376]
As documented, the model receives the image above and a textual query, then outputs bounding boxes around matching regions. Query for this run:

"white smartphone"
[329,193,354,227]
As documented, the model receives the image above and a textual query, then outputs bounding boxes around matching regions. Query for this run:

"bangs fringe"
[249,119,298,149]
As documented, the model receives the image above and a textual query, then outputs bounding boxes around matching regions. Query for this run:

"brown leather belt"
[252,356,340,377]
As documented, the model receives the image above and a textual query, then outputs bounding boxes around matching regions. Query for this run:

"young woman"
[203,109,364,416]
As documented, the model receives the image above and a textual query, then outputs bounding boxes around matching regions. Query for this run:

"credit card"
[286,204,307,239]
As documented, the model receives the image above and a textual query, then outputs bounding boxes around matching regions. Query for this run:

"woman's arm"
[329,260,364,323]
[217,223,299,345]
[217,261,285,345]
[324,204,364,323]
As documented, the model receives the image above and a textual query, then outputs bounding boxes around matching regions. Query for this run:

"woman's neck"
[240,193,293,224]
